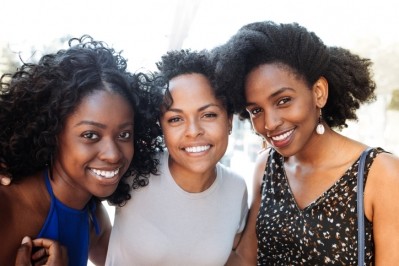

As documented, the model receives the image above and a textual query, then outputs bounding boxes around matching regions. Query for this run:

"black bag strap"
[357,147,372,266]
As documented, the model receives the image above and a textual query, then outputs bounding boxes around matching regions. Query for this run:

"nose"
[263,111,282,131]
[185,118,204,137]
[99,138,123,163]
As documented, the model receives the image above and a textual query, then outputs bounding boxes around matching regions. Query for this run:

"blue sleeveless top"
[37,170,100,266]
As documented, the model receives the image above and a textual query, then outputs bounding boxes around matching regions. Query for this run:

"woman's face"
[245,63,323,157]
[160,73,232,179]
[53,89,135,207]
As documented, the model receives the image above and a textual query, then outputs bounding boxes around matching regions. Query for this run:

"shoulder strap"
[357,147,372,266]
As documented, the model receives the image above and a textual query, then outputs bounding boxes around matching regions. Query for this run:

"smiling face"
[245,63,326,157]
[52,89,135,208]
[160,73,232,181]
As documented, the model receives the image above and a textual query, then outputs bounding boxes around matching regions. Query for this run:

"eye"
[119,131,132,140]
[82,132,99,140]
[246,107,262,117]
[167,117,182,124]
[277,97,291,106]
[202,112,217,119]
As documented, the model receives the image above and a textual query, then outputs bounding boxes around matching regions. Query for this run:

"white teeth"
[271,129,294,141]
[91,168,120,179]
[184,145,210,153]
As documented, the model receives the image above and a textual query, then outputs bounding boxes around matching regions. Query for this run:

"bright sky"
[2,0,398,72]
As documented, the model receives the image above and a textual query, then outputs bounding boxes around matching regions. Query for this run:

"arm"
[88,201,112,266]
[365,152,399,265]
[226,149,269,266]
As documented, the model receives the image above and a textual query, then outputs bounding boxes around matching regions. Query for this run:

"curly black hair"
[107,70,164,206]
[156,49,234,116]
[212,21,376,129]
[0,35,163,206]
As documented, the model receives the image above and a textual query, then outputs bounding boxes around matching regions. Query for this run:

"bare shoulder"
[365,151,399,216]
[253,147,271,184]
[369,151,399,183]
[0,184,25,265]
[365,151,399,263]
[89,201,112,265]
[0,184,18,224]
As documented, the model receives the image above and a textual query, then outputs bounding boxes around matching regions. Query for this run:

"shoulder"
[256,147,271,164]
[0,182,28,215]
[0,186,13,224]
[365,149,399,214]
[253,147,272,183]
[368,149,399,183]
[217,164,248,199]
[217,163,246,184]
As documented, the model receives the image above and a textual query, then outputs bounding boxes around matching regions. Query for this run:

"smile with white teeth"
[271,129,294,141]
[184,145,210,153]
[91,168,120,179]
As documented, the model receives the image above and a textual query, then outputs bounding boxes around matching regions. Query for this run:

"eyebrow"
[245,87,295,107]
[166,103,223,113]
[75,120,134,129]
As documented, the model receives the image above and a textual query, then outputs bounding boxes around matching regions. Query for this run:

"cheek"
[292,104,315,123]
[56,144,90,168]
[124,144,135,162]
[250,117,264,134]
[161,129,174,147]
[213,122,231,143]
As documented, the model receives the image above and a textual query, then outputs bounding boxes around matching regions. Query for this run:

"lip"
[89,166,123,185]
[267,128,294,148]
[181,144,212,154]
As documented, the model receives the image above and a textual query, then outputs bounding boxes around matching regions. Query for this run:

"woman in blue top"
[0,35,162,266]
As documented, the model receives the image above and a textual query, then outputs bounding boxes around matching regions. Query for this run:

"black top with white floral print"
[256,148,383,265]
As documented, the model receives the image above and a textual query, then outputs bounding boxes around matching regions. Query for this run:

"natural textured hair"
[0,35,163,205]
[212,21,376,129]
[156,49,234,116]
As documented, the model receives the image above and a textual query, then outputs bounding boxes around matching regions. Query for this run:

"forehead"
[70,89,134,120]
[246,64,306,94]
[168,73,217,102]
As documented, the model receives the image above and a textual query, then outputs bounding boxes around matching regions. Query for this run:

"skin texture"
[0,89,134,265]
[159,72,244,251]
[15,236,68,266]
[160,73,233,193]
[226,63,399,266]
[245,64,323,159]
[50,90,134,209]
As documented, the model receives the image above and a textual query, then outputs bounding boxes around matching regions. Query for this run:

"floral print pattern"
[256,148,382,265]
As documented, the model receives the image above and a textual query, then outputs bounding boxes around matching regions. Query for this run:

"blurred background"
[2,0,398,250]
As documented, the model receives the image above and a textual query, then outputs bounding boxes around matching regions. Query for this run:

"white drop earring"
[316,110,325,135]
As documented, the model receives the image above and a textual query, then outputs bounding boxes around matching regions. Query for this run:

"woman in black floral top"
[213,21,399,265]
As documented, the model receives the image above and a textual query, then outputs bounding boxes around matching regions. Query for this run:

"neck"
[49,167,92,210]
[289,129,361,167]
[168,159,217,193]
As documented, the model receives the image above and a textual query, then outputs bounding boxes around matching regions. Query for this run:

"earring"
[316,110,325,135]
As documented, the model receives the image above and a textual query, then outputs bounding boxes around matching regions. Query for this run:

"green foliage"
[388,89,399,110]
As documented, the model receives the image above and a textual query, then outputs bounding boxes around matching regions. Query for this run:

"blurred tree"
[0,35,71,77]
[388,89,399,110]
[0,45,21,76]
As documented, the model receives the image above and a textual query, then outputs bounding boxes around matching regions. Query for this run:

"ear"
[312,76,328,108]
